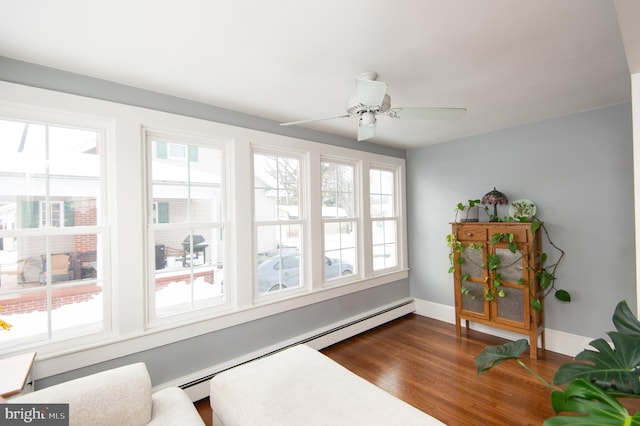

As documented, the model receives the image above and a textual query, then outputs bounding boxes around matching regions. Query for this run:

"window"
[168,143,187,160]
[370,167,398,271]
[152,202,170,224]
[321,160,358,283]
[0,118,106,350]
[155,141,198,161]
[253,151,304,296]
[147,132,225,321]
[0,84,408,371]
[40,201,65,228]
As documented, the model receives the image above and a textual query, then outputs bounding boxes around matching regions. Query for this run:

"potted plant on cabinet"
[454,199,485,222]
[447,209,572,313]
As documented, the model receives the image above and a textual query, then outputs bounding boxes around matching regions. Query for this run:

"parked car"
[257,254,353,293]
[257,245,300,265]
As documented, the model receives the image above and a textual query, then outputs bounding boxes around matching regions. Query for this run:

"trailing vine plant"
[447,209,571,312]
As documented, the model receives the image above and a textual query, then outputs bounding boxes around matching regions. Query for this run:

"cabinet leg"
[530,331,540,359]
[530,343,537,359]
[464,320,470,336]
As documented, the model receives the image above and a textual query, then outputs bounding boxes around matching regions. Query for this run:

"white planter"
[460,206,479,222]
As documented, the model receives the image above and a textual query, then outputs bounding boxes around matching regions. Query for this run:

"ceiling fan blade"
[357,122,376,141]
[356,78,388,106]
[387,107,467,120]
[280,114,350,126]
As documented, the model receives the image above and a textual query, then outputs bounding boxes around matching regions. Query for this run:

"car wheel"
[342,269,353,276]
[269,283,288,292]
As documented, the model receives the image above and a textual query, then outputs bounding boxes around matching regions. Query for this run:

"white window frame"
[252,146,308,302]
[369,164,403,274]
[0,82,408,379]
[144,128,229,327]
[320,157,360,287]
[152,201,159,225]
[0,104,111,355]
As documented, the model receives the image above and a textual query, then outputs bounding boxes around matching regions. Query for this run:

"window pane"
[324,221,357,281]
[152,141,222,223]
[153,227,224,317]
[256,224,302,295]
[0,118,105,349]
[321,162,354,218]
[370,169,394,217]
[149,134,225,320]
[254,153,300,221]
[254,150,304,298]
[321,161,357,283]
[370,167,398,272]
[0,233,103,348]
[0,121,100,229]
[371,213,398,271]
[372,219,398,270]
[168,143,186,159]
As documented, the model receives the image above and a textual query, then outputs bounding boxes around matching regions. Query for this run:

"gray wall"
[407,102,636,338]
[37,280,411,388]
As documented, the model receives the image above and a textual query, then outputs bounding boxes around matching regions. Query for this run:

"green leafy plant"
[453,199,489,223]
[450,219,571,310]
[480,212,569,305]
[475,300,640,425]
[456,198,481,210]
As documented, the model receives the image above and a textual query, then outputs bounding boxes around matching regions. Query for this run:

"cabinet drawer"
[454,224,487,241]
[489,226,528,242]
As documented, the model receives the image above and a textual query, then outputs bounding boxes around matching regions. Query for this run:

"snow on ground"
[0,277,223,344]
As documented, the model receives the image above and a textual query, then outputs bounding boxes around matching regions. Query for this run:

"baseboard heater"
[178,298,415,395]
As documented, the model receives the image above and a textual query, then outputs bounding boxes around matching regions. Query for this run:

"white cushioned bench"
[209,344,445,425]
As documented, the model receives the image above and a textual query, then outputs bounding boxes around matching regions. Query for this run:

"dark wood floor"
[195,314,577,425]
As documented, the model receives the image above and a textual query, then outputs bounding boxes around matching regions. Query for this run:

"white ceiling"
[0,0,634,149]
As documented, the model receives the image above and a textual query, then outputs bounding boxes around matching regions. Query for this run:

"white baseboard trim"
[170,297,597,402]
[413,298,593,358]
[159,297,417,401]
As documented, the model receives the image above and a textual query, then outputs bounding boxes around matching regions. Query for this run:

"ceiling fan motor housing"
[346,94,391,116]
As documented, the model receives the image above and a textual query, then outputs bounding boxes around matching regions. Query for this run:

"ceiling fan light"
[360,111,376,127]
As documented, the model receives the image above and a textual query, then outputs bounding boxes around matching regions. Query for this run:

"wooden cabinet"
[451,222,544,358]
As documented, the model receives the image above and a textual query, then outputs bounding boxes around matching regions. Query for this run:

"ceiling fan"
[280,71,467,141]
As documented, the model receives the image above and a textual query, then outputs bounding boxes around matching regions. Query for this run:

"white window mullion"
[396,164,409,271]
[233,140,253,308]
[308,152,322,291]
[361,159,373,276]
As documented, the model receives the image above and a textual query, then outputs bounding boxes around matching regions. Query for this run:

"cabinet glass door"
[496,285,525,323]
[459,246,487,316]
[461,246,483,278]
[493,247,528,327]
